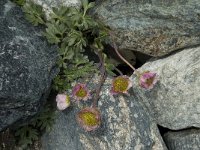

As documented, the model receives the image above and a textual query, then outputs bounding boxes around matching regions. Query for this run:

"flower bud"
[56,94,70,110]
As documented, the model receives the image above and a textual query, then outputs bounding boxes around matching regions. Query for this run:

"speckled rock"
[132,47,200,130]
[93,0,200,57]
[0,1,58,131]
[163,129,200,150]
[29,0,81,18]
[41,76,167,150]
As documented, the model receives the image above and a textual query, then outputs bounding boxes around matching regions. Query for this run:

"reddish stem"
[92,51,107,108]
[109,32,136,72]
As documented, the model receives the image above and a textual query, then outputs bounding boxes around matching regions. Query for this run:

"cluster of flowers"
[56,71,158,131]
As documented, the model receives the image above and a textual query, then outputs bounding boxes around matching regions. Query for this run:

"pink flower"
[139,71,158,89]
[56,94,70,110]
[76,107,101,132]
[72,83,90,101]
[110,75,132,95]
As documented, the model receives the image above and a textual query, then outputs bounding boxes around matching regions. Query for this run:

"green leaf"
[22,2,45,26]
[50,6,70,24]
[87,2,95,9]
[68,37,77,46]
[14,104,56,148]
[12,0,26,6]
[82,0,89,12]
[63,29,86,50]
[43,21,67,44]
[22,0,112,93]
[103,53,117,76]
[83,16,97,29]
[15,125,39,148]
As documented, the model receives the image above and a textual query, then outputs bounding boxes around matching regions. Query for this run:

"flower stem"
[92,51,107,108]
[115,67,123,76]
[109,32,136,72]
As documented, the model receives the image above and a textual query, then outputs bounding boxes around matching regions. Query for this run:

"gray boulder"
[93,0,200,57]
[29,0,81,19]
[41,77,167,150]
[163,129,200,150]
[0,1,58,131]
[132,47,200,130]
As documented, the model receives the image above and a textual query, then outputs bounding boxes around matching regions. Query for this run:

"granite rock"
[29,0,81,19]
[41,76,167,150]
[0,1,58,131]
[93,0,200,57]
[163,129,200,150]
[132,47,200,130]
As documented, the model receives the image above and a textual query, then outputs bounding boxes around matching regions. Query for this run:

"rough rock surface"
[29,0,81,18]
[41,76,167,150]
[132,47,200,130]
[93,0,200,57]
[163,129,200,150]
[0,1,58,131]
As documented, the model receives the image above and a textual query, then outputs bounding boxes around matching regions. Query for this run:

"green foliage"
[103,54,118,76]
[23,2,45,26]
[22,0,117,92]
[31,105,55,132]
[15,126,38,149]
[14,105,55,149]
[13,0,121,147]
[54,55,96,91]
[12,0,26,6]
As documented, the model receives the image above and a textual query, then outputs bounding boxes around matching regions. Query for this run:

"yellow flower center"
[146,77,154,86]
[113,77,129,92]
[65,95,70,104]
[76,87,87,98]
[79,112,99,126]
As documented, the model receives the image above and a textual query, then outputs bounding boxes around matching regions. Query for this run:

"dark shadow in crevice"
[157,124,200,150]
[157,124,200,136]
[115,64,132,76]
[157,125,173,136]
[154,43,200,61]
[114,51,152,76]
[104,44,153,75]
[134,51,152,69]
[86,42,153,76]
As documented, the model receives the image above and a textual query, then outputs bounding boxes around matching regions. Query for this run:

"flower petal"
[56,94,70,110]
[56,94,67,103]
[72,83,90,101]
[76,107,101,132]
[139,71,158,89]
[110,75,132,95]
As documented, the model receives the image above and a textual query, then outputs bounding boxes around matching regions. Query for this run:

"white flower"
[56,94,70,110]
